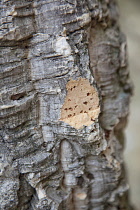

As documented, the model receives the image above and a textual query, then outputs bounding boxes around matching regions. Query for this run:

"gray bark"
[0,0,133,209]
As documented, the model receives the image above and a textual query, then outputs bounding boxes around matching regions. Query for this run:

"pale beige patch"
[76,192,87,200]
[60,78,100,129]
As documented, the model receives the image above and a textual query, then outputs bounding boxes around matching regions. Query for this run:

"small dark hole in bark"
[69,108,73,111]
[11,92,26,100]
[80,110,83,113]
[105,130,111,139]
[86,173,94,180]
[73,113,75,116]
[89,107,92,110]
[87,93,90,96]
[83,101,87,105]
[90,98,93,100]
[102,153,106,158]
[68,114,72,117]
[84,111,87,113]
[68,99,71,101]
[77,176,84,187]
[43,142,47,147]
[26,6,30,9]
[64,108,67,111]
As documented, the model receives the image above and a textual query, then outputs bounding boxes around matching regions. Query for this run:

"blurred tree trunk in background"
[118,0,140,209]
[0,0,133,209]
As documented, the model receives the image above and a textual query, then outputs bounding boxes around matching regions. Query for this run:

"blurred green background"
[118,0,140,209]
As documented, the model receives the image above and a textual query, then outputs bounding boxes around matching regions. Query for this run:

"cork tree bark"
[0,0,133,209]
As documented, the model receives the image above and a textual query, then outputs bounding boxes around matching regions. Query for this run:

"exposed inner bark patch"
[60,78,100,129]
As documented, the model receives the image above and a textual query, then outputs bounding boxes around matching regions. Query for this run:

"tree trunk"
[0,0,133,209]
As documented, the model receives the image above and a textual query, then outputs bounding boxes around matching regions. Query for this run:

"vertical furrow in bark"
[60,140,89,210]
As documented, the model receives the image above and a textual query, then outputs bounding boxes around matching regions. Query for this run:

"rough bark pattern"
[0,0,133,209]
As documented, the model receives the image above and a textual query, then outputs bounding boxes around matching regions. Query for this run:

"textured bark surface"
[0,0,133,209]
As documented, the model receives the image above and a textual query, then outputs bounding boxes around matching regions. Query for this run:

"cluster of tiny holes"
[60,78,100,129]
[63,84,94,118]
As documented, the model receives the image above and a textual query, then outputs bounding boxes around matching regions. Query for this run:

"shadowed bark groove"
[0,0,133,209]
